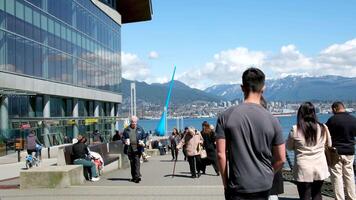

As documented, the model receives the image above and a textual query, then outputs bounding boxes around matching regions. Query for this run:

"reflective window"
[0,0,121,93]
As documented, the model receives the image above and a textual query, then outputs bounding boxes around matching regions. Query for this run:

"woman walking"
[286,102,332,200]
[200,121,219,175]
[169,128,180,161]
[177,127,204,178]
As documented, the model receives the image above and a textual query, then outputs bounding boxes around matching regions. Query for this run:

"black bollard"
[17,150,20,162]
[48,147,50,159]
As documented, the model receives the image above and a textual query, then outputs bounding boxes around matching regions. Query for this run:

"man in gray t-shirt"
[216,68,286,199]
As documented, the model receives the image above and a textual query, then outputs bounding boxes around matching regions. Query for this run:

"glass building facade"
[0,0,121,92]
[0,0,155,155]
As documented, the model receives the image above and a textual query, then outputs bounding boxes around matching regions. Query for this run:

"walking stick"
[172,157,177,178]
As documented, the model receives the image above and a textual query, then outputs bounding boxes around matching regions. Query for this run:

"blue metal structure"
[155,66,176,136]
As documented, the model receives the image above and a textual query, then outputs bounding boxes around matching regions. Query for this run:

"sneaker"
[91,177,100,182]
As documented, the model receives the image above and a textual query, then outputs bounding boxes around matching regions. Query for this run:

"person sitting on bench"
[72,135,100,182]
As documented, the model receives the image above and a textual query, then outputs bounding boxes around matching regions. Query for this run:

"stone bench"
[20,165,85,189]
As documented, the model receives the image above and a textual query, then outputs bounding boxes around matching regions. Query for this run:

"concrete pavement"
[0,151,333,200]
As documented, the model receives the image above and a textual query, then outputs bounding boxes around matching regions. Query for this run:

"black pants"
[296,181,324,200]
[187,155,201,177]
[225,189,269,200]
[201,158,219,174]
[128,151,141,179]
[171,145,178,160]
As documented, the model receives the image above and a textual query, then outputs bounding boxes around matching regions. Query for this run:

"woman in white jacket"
[287,102,332,200]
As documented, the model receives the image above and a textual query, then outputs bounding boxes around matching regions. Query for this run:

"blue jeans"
[73,159,98,178]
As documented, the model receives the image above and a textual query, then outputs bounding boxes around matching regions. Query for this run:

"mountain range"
[121,78,221,105]
[122,75,356,106]
[204,75,356,101]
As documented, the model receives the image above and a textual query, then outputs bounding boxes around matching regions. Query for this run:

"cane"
[172,157,177,178]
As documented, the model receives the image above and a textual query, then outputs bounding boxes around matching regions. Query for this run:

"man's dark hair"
[242,67,265,93]
[331,101,345,112]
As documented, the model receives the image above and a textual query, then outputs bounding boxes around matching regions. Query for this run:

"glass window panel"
[33,9,40,28]
[48,18,54,34]
[48,48,56,80]
[6,33,16,72]
[35,96,43,117]
[41,46,48,78]
[24,5,32,24]
[61,25,66,40]
[0,31,6,71]
[0,0,4,11]
[61,54,67,82]
[54,21,60,37]
[24,39,34,76]
[33,43,42,77]
[15,36,25,73]
[71,30,76,45]
[15,1,24,20]
[66,27,71,42]
[26,0,42,9]
[5,0,15,15]
[14,14,24,35]
[40,14,47,30]
[55,51,61,81]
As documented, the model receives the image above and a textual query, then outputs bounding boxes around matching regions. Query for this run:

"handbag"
[324,129,340,166]
[200,149,207,159]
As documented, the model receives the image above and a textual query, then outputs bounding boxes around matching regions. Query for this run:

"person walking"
[181,127,189,161]
[169,128,180,161]
[216,68,285,200]
[200,121,219,175]
[287,102,332,200]
[122,116,148,183]
[326,101,356,200]
[177,127,204,178]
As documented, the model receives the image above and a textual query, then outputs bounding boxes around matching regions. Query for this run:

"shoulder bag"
[324,127,340,166]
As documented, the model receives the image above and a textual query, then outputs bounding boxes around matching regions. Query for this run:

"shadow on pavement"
[163,174,192,179]
[160,160,186,162]
[107,178,131,182]
[279,198,299,200]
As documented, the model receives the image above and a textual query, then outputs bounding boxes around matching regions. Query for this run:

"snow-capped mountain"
[204,75,356,101]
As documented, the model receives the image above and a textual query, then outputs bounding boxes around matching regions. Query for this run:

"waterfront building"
[0,0,152,155]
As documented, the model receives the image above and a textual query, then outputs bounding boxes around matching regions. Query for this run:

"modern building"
[0,0,152,155]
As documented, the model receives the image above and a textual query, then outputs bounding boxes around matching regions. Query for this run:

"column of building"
[73,98,79,138]
[110,102,115,137]
[43,95,50,147]
[0,96,9,138]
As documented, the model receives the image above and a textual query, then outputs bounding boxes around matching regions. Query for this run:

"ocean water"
[131,114,333,139]
[122,113,355,168]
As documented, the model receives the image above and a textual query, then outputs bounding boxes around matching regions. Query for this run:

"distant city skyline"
[121,0,356,89]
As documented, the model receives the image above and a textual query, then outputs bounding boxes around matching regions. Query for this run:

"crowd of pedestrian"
[22,67,355,200]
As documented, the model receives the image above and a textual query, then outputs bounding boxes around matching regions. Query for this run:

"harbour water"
[126,114,334,139]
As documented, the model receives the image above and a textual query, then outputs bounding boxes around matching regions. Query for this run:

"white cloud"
[177,48,266,89]
[121,52,169,83]
[148,51,159,59]
[178,38,356,89]
[122,39,356,89]
[121,52,151,81]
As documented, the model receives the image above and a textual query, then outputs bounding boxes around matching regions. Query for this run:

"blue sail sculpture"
[155,66,176,136]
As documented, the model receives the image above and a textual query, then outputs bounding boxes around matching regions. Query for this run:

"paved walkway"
[0,152,333,200]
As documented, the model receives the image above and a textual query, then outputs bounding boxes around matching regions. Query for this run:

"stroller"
[89,151,104,176]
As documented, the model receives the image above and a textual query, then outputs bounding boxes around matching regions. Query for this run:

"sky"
[121,0,356,89]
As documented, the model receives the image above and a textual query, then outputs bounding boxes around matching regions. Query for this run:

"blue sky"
[121,0,356,89]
